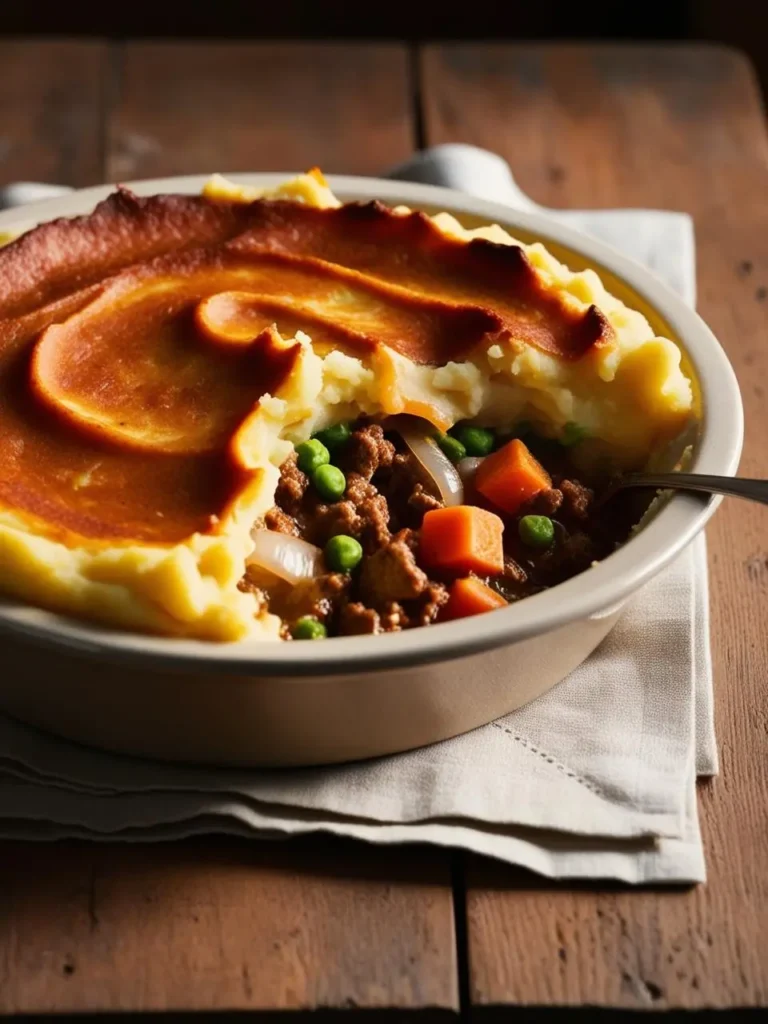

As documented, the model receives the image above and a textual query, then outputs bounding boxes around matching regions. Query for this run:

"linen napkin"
[0,147,714,883]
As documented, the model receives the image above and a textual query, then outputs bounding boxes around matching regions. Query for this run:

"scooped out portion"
[0,170,694,641]
[244,416,658,638]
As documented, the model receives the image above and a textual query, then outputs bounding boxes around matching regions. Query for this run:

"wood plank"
[422,43,768,1012]
[108,41,413,180]
[0,39,107,188]
[0,838,457,1016]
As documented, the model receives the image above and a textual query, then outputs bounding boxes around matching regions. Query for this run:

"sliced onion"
[457,456,485,483]
[247,529,323,584]
[396,418,464,507]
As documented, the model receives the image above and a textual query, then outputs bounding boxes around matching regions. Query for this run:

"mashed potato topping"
[0,171,693,640]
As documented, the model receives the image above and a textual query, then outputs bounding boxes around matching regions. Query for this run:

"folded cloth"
[0,146,714,883]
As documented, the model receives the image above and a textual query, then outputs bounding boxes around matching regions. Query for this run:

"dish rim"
[0,172,744,676]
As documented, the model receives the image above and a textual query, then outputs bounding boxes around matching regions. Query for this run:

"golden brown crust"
[228,199,613,360]
[0,189,613,548]
[0,188,264,320]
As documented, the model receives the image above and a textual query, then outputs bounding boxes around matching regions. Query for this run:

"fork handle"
[619,473,768,507]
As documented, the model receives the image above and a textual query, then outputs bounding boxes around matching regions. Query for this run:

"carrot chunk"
[419,505,505,576]
[474,438,552,515]
[441,577,508,621]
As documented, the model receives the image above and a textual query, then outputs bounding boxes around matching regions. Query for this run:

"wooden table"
[0,39,766,1018]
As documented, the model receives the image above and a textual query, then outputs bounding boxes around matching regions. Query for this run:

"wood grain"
[422,42,768,1012]
[0,838,457,1016]
[0,39,107,188]
[108,41,413,180]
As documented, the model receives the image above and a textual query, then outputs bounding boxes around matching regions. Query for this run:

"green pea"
[296,438,330,475]
[313,422,352,451]
[313,463,346,502]
[433,432,466,463]
[561,421,589,447]
[450,424,495,457]
[518,514,555,549]
[291,616,328,640]
[324,534,363,573]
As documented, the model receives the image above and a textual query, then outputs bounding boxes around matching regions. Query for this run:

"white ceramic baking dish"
[0,174,743,765]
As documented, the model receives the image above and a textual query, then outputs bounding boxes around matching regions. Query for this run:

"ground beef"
[381,601,408,632]
[310,500,363,546]
[343,423,395,481]
[370,451,442,532]
[408,482,444,518]
[410,581,449,626]
[237,570,267,604]
[560,479,593,520]
[274,452,309,517]
[344,472,391,552]
[344,472,375,506]
[264,507,300,536]
[520,487,563,518]
[397,527,420,554]
[390,452,411,475]
[339,602,381,635]
[359,529,428,608]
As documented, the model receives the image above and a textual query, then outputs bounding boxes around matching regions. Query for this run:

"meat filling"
[247,420,648,638]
